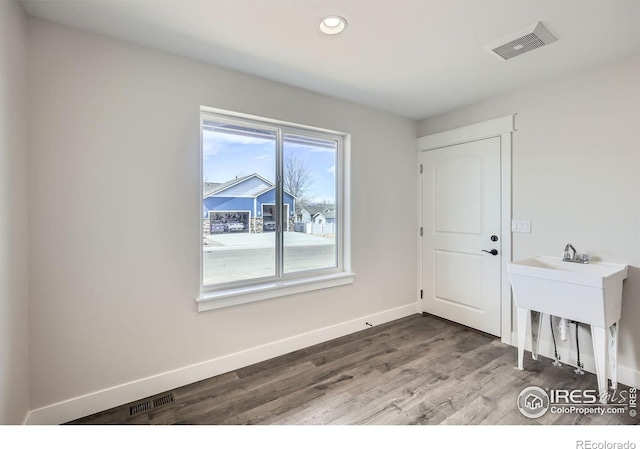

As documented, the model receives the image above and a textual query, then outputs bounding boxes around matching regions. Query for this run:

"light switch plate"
[512,219,531,233]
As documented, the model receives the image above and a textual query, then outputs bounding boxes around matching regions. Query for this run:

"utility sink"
[508,256,628,327]
[508,256,628,288]
[508,255,628,402]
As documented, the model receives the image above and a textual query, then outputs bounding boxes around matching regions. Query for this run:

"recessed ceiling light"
[319,16,347,35]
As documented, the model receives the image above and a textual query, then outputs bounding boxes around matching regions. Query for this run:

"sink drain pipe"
[559,318,568,340]
[573,321,585,375]
[550,316,562,366]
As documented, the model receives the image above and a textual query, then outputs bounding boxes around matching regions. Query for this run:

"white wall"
[27,18,418,417]
[0,1,29,424]
[418,55,640,384]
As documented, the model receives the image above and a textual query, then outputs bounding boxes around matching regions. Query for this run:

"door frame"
[417,115,515,344]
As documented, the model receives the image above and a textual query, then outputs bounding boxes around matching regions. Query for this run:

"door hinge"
[420,289,423,299]
[420,227,423,237]
[419,164,423,174]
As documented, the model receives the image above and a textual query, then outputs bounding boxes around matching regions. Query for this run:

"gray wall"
[418,55,640,382]
[0,1,29,424]
[27,18,418,410]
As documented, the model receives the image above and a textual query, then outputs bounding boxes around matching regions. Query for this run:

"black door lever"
[482,249,498,255]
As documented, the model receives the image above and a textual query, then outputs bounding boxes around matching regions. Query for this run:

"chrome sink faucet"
[563,243,590,264]
[564,243,577,260]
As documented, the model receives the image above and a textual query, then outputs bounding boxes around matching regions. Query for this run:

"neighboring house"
[298,208,312,223]
[299,205,336,224]
[203,174,295,232]
[296,204,336,235]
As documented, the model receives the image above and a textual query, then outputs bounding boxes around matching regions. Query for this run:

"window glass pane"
[202,121,276,285]
[283,133,338,274]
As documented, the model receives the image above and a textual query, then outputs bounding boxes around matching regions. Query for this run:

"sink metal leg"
[609,322,619,390]
[531,311,543,361]
[517,307,530,370]
[591,325,608,404]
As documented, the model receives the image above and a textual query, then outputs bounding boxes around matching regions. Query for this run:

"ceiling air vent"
[484,22,557,61]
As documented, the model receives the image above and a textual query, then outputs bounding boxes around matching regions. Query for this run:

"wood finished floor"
[68,314,639,425]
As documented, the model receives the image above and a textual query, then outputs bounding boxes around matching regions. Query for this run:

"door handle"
[482,249,498,256]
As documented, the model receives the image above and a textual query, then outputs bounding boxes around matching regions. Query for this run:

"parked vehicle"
[225,221,245,232]
[263,221,276,232]
[210,220,224,234]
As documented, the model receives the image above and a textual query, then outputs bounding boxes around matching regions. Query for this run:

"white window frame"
[197,107,354,312]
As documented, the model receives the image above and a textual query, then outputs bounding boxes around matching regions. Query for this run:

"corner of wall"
[0,0,30,425]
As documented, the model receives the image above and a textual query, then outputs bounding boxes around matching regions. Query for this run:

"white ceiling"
[21,0,640,120]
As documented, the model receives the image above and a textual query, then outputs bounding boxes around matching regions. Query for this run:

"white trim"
[284,203,291,231]
[417,115,515,151]
[198,272,355,312]
[341,134,351,274]
[499,133,513,343]
[204,194,257,198]
[201,106,346,138]
[416,157,423,312]
[25,304,417,425]
[276,128,284,278]
[199,110,205,303]
[510,332,640,390]
[417,115,515,343]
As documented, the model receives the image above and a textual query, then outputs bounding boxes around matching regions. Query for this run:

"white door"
[421,137,502,336]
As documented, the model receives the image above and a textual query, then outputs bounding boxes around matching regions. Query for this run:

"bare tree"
[284,152,312,215]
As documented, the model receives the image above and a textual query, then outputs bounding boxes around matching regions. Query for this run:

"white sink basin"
[507,256,628,327]
[509,255,628,403]
[508,256,628,288]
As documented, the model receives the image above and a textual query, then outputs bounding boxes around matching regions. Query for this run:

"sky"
[203,129,337,203]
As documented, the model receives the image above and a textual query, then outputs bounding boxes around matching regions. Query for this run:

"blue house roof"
[204,174,296,199]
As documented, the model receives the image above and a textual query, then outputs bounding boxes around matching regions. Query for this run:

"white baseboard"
[26,303,418,425]
[509,332,640,390]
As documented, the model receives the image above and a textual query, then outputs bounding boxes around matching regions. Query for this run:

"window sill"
[197,272,355,312]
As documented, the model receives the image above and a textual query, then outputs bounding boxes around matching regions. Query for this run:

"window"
[198,108,353,311]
